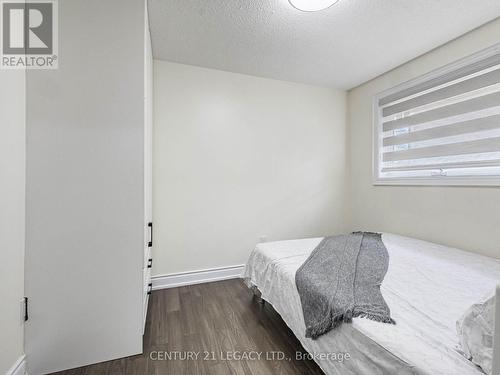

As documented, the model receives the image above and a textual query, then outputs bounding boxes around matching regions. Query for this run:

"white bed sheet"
[243,233,500,375]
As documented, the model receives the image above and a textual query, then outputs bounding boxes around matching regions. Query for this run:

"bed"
[243,233,500,375]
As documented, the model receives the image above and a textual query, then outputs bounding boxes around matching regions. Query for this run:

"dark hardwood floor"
[52,279,324,375]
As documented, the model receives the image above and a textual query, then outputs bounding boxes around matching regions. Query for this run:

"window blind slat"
[382,91,500,132]
[382,68,500,117]
[383,136,500,162]
[382,158,500,172]
[383,114,500,146]
[383,151,500,169]
[379,52,500,106]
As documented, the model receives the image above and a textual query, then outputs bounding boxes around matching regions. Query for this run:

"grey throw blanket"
[295,232,395,339]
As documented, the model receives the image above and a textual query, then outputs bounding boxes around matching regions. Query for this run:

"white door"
[25,1,147,373]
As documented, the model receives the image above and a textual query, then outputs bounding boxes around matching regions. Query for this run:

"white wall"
[0,70,25,373]
[153,61,348,275]
[348,18,500,259]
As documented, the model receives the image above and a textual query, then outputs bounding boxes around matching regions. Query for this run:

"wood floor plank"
[165,287,180,313]
[50,279,324,375]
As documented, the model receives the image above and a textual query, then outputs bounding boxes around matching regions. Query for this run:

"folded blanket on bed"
[295,232,395,339]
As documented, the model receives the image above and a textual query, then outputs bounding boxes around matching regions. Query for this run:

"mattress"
[243,233,500,375]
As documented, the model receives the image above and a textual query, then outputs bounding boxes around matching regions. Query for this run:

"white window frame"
[373,43,500,187]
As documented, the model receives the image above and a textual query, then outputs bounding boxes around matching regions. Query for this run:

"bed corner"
[494,285,500,375]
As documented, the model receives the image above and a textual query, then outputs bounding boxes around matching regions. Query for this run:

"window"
[373,44,500,186]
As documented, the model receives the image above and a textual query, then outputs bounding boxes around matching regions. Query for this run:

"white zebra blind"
[374,45,500,185]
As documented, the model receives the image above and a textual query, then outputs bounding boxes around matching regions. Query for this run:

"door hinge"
[23,297,28,322]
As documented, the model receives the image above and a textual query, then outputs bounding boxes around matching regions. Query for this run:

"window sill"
[372,176,500,187]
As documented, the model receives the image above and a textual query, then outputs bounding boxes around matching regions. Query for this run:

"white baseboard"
[152,264,244,290]
[7,355,26,375]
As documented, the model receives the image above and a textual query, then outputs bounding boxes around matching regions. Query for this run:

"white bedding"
[243,233,500,375]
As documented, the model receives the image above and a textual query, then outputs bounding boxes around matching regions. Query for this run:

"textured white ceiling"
[148,0,500,89]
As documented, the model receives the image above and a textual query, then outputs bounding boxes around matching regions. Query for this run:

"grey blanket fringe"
[295,232,395,340]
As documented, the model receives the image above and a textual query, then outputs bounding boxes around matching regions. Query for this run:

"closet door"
[25,1,146,373]
[143,3,154,328]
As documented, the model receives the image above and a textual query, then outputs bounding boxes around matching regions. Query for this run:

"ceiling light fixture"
[289,0,340,12]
